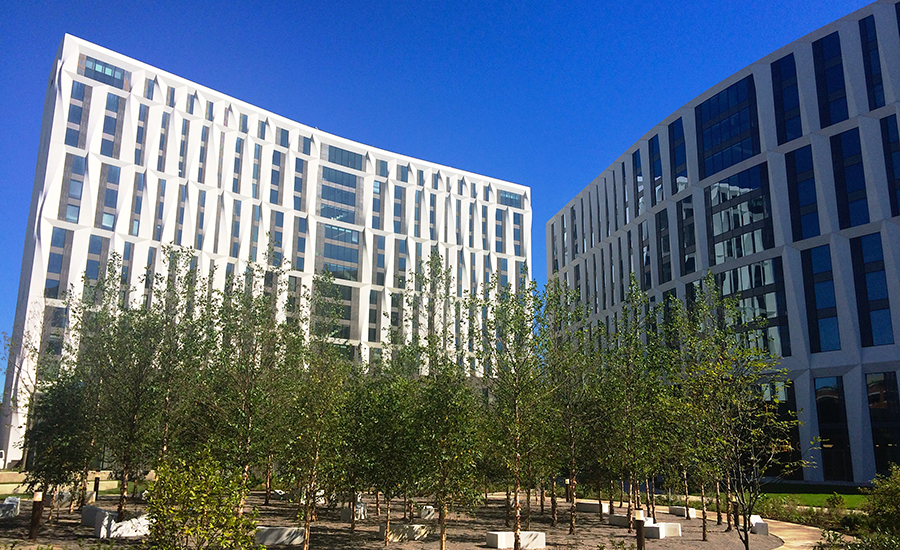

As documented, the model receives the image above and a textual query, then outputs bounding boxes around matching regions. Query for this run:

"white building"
[548,0,900,483]
[0,34,532,467]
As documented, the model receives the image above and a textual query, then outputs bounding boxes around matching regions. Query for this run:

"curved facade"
[0,35,532,467]
[547,0,900,483]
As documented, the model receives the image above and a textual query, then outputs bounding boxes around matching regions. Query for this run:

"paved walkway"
[765,518,825,550]
[654,505,824,549]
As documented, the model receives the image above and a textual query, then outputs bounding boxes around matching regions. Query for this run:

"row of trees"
[20,249,801,550]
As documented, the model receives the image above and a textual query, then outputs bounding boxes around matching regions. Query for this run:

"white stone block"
[644,521,681,539]
[81,505,104,526]
[419,505,436,520]
[608,514,631,527]
[407,524,431,541]
[669,506,697,518]
[575,500,609,514]
[94,510,113,538]
[0,497,20,519]
[750,514,762,525]
[95,511,150,539]
[487,531,514,548]
[751,521,769,535]
[108,516,150,538]
[255,526,305,546]
[341,503,367,521]
[486,531,545,549]
[379,523,407,542]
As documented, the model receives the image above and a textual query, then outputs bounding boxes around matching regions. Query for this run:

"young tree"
[282,271,353,550]
[417,363,481,550]
[147,450,258,550]
[669,272,802,550]
[405,250,484,549]
[480,275,548,550]
[597,276,666,530]
[203,263,284,511]
[73,257,165,521]
[21,370,94,517]
[541,275,591,534]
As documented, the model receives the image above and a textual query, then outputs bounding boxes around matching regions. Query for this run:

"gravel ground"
[0,493,784,549]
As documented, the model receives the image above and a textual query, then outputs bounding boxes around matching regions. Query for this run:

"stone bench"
[406,524,431,541]
[418,505,436,520]
[95,511,150,539]
[669,506,697,518]
[486,531,546,549]
[379,523,408,542]
[750,515,769,535]
[81,505,107,527]
[0,497,20,519]
[255,526,305,546]
[607,514,631,527]
[644,521,681,539]
[575,500,609,514]
[340,502,367,522]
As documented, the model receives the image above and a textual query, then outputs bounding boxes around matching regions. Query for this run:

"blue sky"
[0,0,871,344]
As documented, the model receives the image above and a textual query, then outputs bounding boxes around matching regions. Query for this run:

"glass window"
[695,76,760,179]
[818,317,841,351]
[65,204,79,223]
[831,128,868,229]
[81,56,129,89]
[813,32,848,128]
[867,371,900,474]
[88,235,102,255]
[851,232,893,347]
[327,146,363,170]
[47,253,63,274]
[322,167,357,188]
[72,81,85,101]
[51,227,66,248]
[860,16,885,110]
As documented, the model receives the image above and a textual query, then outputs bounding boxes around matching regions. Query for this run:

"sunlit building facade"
[548,1,900,483]
[0,35,532,467]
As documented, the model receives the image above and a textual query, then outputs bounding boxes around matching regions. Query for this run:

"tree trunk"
[608,480,615,516]
[376,492,381,516]
[626,474,633,534]
[715,481,722,525]
[725,474,732,531]
[302,474,318,550]
[350,490,357,532]
[568,475,577,534]
[550,478,558,527]
[264,454,273,506]
[644,479,651,515]
[514,459,522,550]
[635,477,641,510]
[525,486,531,529]
[77,470,88,508]
[682,470,690,521]
[403,493,409,521]
[47,486,58,522]
[439,502,448,550]
[598,477,605,521]
[649,476,656,523]
[505,486,512,527]
[384,497,391,546]
[619,479,624,508]
[540,483,545,515]
[117,467,129,522]
[701,483,708,541]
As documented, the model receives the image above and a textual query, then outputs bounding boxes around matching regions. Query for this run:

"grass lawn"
[762,483,868,510]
